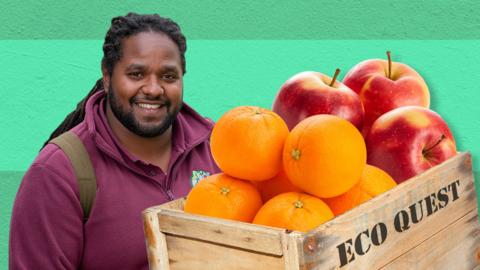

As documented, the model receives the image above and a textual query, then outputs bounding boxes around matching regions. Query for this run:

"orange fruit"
[252,192,334,232]
[184,173,263,222]
[210,106,289,181]
[252,169,302,202]
[283,114,366,198]
[324,165,397,215]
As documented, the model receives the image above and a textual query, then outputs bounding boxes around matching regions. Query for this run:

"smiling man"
[9,13,220,269]
[105,31,185,172]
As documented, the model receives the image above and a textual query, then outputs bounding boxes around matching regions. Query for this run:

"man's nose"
[142,76,164,96]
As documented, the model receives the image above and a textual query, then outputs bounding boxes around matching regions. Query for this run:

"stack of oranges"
[184,106,396,232]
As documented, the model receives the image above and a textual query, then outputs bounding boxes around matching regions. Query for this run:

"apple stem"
[422,134,447,155]
[330,68,341,87]
[387,51,392,79]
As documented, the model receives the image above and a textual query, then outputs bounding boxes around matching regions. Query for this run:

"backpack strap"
[50,131,97,222]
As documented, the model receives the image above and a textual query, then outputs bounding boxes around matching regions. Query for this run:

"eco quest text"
[336,179,461,267]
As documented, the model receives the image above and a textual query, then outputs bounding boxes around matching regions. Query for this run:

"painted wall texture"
[1,1,480,268]
[2,0,480,39]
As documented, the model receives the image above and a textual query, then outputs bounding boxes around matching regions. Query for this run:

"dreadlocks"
[42,13,187,148]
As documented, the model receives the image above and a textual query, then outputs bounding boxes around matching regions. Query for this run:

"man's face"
[104,31,183,137]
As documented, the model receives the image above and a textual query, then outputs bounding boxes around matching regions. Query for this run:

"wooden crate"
[143,152,480,269]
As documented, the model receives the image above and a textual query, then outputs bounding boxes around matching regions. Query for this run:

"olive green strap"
[50,131,96,222]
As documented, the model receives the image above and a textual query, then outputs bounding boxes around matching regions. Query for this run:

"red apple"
[343,51,430,137]
[366,106,456,183]
[272,69,364,130]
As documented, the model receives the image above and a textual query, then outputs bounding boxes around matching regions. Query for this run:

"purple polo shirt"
[9,91,220,269]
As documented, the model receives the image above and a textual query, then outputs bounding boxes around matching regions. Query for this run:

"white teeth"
[138,103,161,109]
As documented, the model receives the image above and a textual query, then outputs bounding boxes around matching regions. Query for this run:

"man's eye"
[163,73,178,81]
[128,72,143,79]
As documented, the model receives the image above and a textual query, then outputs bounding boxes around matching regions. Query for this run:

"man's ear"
[101,66,111,93]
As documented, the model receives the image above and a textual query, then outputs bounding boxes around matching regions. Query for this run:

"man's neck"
[105,105,173,172]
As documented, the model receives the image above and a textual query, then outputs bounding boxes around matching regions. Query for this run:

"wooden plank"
[165,234,285,270]
[142,207,171,270]
[282,232,302,270]
[296,152,476,269]
[380,209,480,269]
[158,209,286,256]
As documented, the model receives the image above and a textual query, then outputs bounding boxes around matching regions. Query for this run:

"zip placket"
[96,138,174,200]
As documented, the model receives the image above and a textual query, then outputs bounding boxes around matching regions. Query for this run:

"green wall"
[2,1,480,268]
[3,0,480,39]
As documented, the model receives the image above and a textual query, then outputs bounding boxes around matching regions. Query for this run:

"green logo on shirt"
[190,170,211,187]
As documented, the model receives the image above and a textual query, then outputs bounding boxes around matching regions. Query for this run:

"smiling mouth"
[137,103,163,109]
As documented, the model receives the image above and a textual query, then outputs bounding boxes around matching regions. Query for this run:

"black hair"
[42,13,187,148]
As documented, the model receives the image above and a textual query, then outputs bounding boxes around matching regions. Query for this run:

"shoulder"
[23,142,78,195]
[35,141,75,172]
[34,122,92,176]
[14,144,83,223]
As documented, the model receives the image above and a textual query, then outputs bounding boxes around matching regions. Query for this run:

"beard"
[107,84,182,138]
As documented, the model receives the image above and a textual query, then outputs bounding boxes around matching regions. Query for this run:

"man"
[9,13,220,269]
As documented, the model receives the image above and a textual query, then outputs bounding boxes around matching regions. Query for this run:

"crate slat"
[380,209,480,269]
[158,209,285,256]
[143,206,171,270]
[165,234,285,270]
